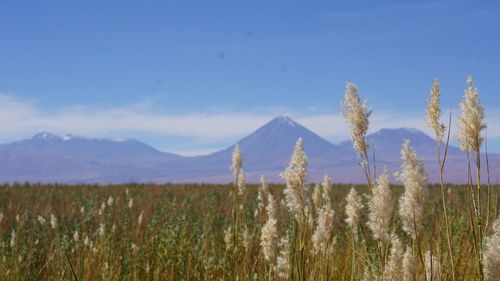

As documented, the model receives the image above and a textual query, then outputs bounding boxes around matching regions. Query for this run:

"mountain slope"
[154,116,352,182]
[0,132,182,183]
[7,132,182,163]
[340,128,462,161]
[338,127,499,183]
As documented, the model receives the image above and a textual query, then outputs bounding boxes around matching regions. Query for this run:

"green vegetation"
[0,183,497,280]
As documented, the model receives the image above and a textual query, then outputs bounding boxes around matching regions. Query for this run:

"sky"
[0,0,499,155]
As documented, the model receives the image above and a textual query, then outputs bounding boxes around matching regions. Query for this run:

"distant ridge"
[0,116,497,184]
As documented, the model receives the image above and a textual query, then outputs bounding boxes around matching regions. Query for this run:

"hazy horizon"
[0,116,440,157]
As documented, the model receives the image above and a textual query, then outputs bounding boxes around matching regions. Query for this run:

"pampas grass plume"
[368,168,393,242]
[261,193,278,263]
[281,138,308,218]
[341,81,372,160]
[345,187,363,238]
[458,76,486,152]
[484,216,500,281]
[397,139,427,239]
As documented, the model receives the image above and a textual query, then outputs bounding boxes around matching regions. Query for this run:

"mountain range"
[0,116,497,184]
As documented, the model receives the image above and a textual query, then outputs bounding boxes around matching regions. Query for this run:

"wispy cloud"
[0,94,498,155]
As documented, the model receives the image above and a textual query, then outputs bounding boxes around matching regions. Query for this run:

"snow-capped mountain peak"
[32,132,62,141]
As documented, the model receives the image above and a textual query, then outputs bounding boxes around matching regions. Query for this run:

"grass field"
[0,183,497,280]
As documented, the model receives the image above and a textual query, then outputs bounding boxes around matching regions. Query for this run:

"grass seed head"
[426,79,446,143]
[322,174,332,206]
[341,81,372,160]
[237,169,246,196]
[274,236,290,279]
[261,193,278,263]
[10,229,15,248]
[231,144,242,178]
[224,226,233,251]
[484,215,500,281]
[50,213,57,230]
[281,138,309,218]
[368,168,393,242]
[107,196,114,207]
[383,234,403,281]
[37,215,46,226]
[402,246,417,281]
[397,139,427,239]
[345,187,363,238]
[312,204,335,254]
[458,75,486,152]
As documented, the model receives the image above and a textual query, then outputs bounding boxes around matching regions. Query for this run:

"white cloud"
[0,94,498,154]
[0,94,280,146]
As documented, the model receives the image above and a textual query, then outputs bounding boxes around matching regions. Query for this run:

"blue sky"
[0,0,499,155]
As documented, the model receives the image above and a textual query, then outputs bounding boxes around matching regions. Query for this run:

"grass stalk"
[436,113,456,281]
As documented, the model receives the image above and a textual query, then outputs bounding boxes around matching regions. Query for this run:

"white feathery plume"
[10,229,15,248]
[281,138,309,218]
[242,227,252,252]
[327,235,337,255]
[261,193,278,263]
[424,251,440,281]
[231,144,242,178]
[50,213,57,230]
[261,175,268,194]
[98,223,105,236]
[255,175,269,218]
[426,79,446,144]
[483,215,500,281]
[224,226,233,251]
[458,75,486,152]
[99,202,106,215]
[128,198,134,209]
[368,168,393,242]
[341,81,372,162]
[306,204,315,230]
[402,246,417,281]
[345,187,363,239]
[382,235,403,281]
[275,236,290,279]
[107,196,113,207]
[322,174,332,206]
[138,210,144,226]
[237,169,246,196]
[37,215,46,226]
[312,204,335,254]
[312,183,322,209]
[397,139,427,239]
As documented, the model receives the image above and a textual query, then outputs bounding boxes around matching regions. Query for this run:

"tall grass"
[0,183,497,280]
[0,182,498,280]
